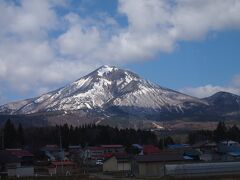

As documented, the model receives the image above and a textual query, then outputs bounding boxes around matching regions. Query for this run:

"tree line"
[0,119,24,149]
[188,121,240,144]
[0,119,158,149]
[1,119,239,150]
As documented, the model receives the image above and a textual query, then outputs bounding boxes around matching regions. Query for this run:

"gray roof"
[115,154,132,162]
[135,154,184,163]
[104,154,132,163]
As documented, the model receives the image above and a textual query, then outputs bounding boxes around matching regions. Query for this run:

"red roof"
[96,153,113,159]
[45,145,59,148]
[143,145,161,155]
[43,145,61,151]
[6,149,34,158]
[104,153,131,162]
[101,145,123,148]
[87,146,105,151]
[103,153,113,158]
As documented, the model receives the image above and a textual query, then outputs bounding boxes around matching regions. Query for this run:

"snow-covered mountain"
[0,65,208,116]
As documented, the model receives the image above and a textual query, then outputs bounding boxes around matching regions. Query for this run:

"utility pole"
[162,119,165,150]
[162,119,166,176]
[59,126,64,175]
[1,130,4,150]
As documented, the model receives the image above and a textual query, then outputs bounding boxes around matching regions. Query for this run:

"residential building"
[132,153,185,177]
[68,145,83,164]
[131,144,143,155]
[84,146,105,160]
[101,145,125,154]
[0,150,34,177]
[41,144,64,161]
[183,149,201,160]
[6,149,34,166]
[103,154,132,172]
[143,145,161,155]
[48,161,76,176]
[167,144,190,150]
[217,140,240,154]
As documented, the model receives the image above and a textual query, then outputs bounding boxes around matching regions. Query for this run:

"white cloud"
[0,0,240,103]
[0,95,7,105]
[0,86,10,105]
[169,0,240,40]
[232,75,240,88]
[0,0,60,40]
[181,85,240,98]
[0,1,99,96]
[57,25,101,58]
[181,74,240,98]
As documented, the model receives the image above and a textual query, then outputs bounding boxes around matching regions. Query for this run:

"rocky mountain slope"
[0,66,239,127]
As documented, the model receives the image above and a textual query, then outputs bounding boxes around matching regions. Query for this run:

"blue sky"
[126,30,240,88]
[0,0,240,104]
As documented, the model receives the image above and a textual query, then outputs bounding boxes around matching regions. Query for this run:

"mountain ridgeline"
[0,66,240,127]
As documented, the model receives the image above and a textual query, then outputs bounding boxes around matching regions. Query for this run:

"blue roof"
[229,151,240,156]
[132,144,143,149]
[168,144,189,149]
[183,155,193,160]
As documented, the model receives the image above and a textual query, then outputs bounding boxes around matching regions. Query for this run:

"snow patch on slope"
[97,65,115,76]
[0,65,208,115]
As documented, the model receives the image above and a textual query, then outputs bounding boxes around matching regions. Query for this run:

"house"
[143,145,161,155]
[132,153,185,177]
[48,161,76,176]
[68,145,83,163]
[192,141,217,161]
[192,141,216,153]
[0,150,34,177]
[183,149,202,160]
[217,140,240,154]
[6,149,34,166]
[228,151,240,157]
[131,144,143,155]
[0,150,20,178]
[83,146,105,160]
[103,154,132,173]
[68,145,82,154]
[101,145,125,154]
[41,145,65,161]
[167,144,190,150]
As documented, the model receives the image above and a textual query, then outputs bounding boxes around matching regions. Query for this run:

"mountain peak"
[1,66,240,125]
[86,65,140,81]
[0,66,207,116]
[96,65,118,76]
[208,91,239,99]
[203,91,240,113]
[99,65,116,69]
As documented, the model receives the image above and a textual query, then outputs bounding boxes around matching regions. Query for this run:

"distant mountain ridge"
[0,65,239,127]
[203,91,240,114]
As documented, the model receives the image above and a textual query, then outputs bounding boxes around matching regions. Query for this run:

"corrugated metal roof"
[135,154,184,163]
